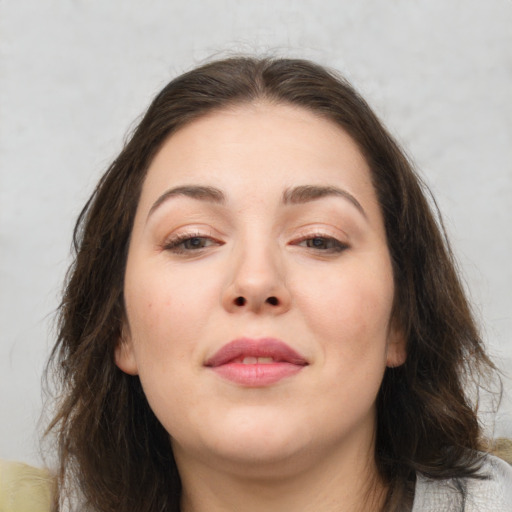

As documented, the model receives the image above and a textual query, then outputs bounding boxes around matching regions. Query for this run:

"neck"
[176,433,387,512]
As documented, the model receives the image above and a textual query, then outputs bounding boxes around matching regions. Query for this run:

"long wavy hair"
[46,57,498,512]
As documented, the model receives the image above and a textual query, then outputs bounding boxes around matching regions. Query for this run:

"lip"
[204,337,308,387]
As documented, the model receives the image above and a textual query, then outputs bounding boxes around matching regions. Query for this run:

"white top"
[412,454,512,511]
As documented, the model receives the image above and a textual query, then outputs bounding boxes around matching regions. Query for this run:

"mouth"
[204,338,308,387]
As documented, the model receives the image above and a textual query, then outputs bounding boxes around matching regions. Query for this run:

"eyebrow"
[282,185,367,218]
[147,183,366,219]
[147,185,225,219]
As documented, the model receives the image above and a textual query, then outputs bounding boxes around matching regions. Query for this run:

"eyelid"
[294,234,348,248]
[290,224,350,243]
[160,227,224,254]
[159,223,220,244]
[289,227,350,253]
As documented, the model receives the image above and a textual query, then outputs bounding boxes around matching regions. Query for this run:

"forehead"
[138,102,377,213]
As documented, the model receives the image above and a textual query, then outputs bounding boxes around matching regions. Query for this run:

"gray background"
[1,0,511,466]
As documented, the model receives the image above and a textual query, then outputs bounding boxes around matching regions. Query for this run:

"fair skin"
[116,102,406,512]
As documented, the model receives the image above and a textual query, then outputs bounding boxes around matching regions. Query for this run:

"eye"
[296,236,348,253]
[163,234,221,254]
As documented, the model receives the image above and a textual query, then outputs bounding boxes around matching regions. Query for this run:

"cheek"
[302,264,393,324]
[295,259,395,363]
[125,261,216,350]
[123,270,203,429]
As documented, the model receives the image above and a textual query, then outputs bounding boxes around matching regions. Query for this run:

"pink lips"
[204,338,308,387]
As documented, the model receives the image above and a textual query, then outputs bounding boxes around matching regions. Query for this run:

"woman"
[46,57,512,511]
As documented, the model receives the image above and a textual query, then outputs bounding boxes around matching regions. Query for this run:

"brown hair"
[46,57,498,511]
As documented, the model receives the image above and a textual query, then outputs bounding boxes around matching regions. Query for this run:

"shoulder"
[412,453,512,512]
[0,459,54,512]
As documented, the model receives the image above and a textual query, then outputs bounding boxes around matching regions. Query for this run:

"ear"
[114,326,139,376]
[385,322,407,368]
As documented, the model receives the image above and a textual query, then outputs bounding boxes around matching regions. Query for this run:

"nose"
[222,243,291,314]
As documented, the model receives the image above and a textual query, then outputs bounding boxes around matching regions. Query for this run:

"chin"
[173,408,314,473]
[201,435,312,478]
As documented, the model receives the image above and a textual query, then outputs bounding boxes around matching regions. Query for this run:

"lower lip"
[209,362,304,386]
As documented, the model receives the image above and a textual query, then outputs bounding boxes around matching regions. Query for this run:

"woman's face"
[116,103,405,475]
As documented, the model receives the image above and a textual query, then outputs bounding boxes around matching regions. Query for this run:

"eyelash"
[162,232,221,254]
[162,232,348,255]
[293,234,349,253]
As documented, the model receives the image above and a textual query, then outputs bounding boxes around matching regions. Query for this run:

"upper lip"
[204,337,309,367]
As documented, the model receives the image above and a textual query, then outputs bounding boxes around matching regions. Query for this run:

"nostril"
[234,297,246,306]
[266,296,279,306]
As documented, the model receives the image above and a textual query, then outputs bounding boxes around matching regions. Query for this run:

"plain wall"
[1,0,511,466]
